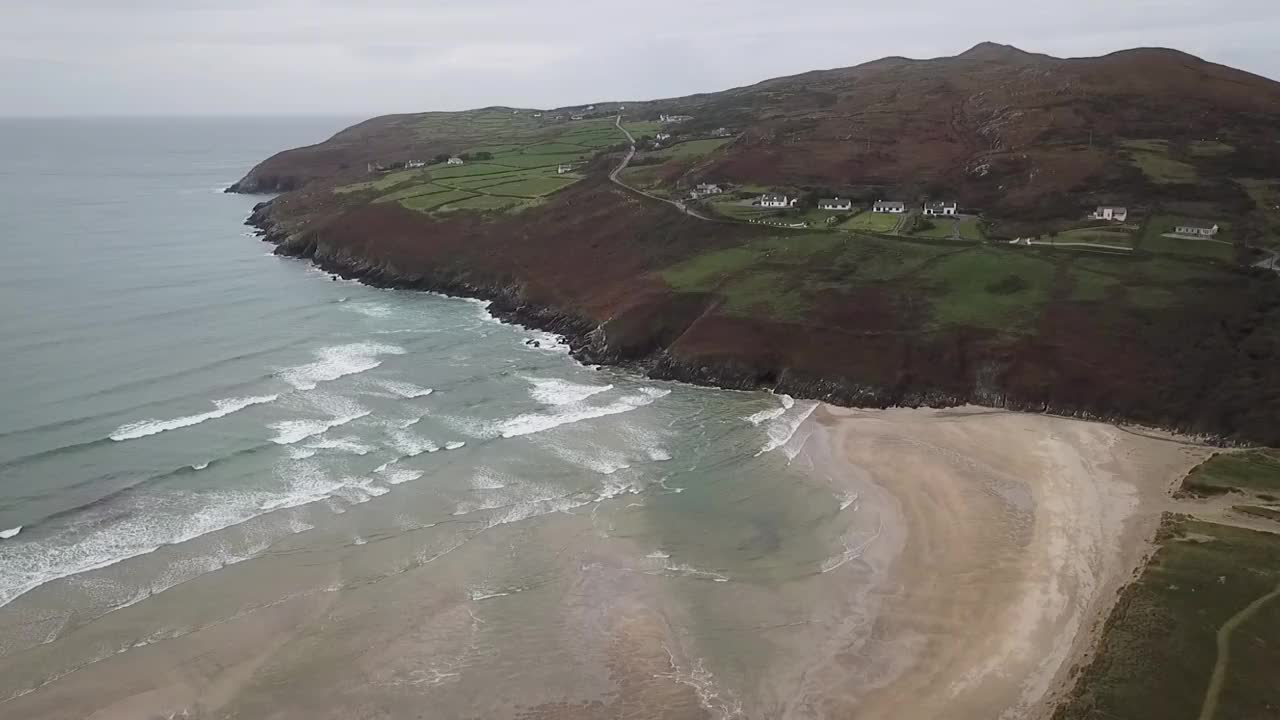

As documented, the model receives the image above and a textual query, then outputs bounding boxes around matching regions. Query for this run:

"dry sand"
[804,405,1212,719]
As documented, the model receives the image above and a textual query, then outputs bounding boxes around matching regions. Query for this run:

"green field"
[1139,214,1234,260]
[483,176,578,198]
[650,138,731,160]
[1055,227,1136,247]
[400,189,477,211]
[838,211,901,233]
[1054,515,1280,720]
[919,248,1058,330]
[330,109,623,213]
[911,216,986,241]
[371,182,453,203]
[621,120,664,138]
[1190,140,1235,157]
[1181,450,1280,497]
[1122,139,1199,183]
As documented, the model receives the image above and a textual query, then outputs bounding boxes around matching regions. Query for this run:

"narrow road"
[610,115,720,222]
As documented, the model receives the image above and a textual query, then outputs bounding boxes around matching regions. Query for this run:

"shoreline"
[241,200,1240,450]
[800,404,1212,719]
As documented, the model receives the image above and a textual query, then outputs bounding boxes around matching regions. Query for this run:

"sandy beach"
[798,405,1212,719]
[0,403,1213,720]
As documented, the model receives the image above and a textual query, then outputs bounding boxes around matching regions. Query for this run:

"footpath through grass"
[1054,515,1280,720]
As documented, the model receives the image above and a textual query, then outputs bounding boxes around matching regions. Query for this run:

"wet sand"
[806,405,1212,719]
[0,406,1210,719]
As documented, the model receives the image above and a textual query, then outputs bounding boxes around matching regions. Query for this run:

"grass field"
[1122,139,1199,183]
[1181,450,1280,497]
[1139,214,1235,260]
[911,215,986,241]
[650,138,731,160]
[1190,140,1235,157]
[838,211,901,233]
[1054,515,1280,720]
[1055,227,1136,247]
[332,111,621,213]
[482,176,578,198]
[919,248,1058,330]
[400,189,477,211]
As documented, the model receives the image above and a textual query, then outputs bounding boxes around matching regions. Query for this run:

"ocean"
[0,118,888,717]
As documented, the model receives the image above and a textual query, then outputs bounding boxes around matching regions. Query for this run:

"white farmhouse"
[1174,220,1220,237]
[1093,206,1128,222]
[696,183,723,195]
[557,164,574,174]
[760,193,795,209]
[923,200,958,216]
[656,132,672,141]
[446,157,464,166]
[819,198,853,211]
[873,200,906,214]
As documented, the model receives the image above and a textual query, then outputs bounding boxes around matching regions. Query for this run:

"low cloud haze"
[3,0,1278,117]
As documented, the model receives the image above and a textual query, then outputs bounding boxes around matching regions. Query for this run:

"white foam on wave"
[344,303,394,318]
[779,394,796,410]
[277,342,405,390]
[286,447,317,460]
[0,526,21,540]
[522,330,570,353]
[375,379,434,399]
[110,394,279,441]
[384,427,438,456]
[304,435,374,456]
[756,401,819,457]
[820,522,883,574]
[270,413,368,445]
[497,387,671,439]
[523,376,613,406]
[743,407,786,426]
[191,462,210,471]
[444,441,466,451]
[0,485,323,609]
[651,561,730,583]
[379,468,424,485]
[838,491,858,512]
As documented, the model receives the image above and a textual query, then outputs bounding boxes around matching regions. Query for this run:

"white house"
[532,112,543,118]
[819,197,853,211]
[760,193,795,209]
[656,132,672,141]
[696,183,723,195]
[1093,206,1128,222]
[405,160,427,169]
[557,164,574,174]
[1174,220,1220,237]
[712,127,730,137]
[570,114,584,121]
[446,157,464,166]
[923,200,958,216]
[660,114,693,123]
[873,200,906,214]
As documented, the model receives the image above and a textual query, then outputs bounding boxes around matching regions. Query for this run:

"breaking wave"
[276,342,405,390]
[110,394,278,441]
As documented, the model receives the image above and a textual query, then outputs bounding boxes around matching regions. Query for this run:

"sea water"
[0,118,888,717]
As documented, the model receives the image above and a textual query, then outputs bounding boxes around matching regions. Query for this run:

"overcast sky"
[3,0,1278,117]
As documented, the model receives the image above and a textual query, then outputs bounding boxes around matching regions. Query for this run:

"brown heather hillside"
[232,44,1280,445]
[233,42,1280,221]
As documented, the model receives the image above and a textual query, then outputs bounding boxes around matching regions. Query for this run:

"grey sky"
[3,0,1279,117]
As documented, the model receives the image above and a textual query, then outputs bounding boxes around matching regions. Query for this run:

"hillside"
[231,43,1280,445]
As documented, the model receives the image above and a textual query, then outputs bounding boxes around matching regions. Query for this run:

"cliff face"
[244,166,1280,446]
